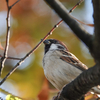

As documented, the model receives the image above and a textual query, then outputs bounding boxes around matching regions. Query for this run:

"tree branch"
[0,0,11,76]
[0,19,62,85]
[69,0,84,13]
[44,0,100,100]
[92,0,100,63]
[44,0,93,49]
[9,0,20,9]
[54,64,100,100]
[0,0,20,77]
[0,55,21,60]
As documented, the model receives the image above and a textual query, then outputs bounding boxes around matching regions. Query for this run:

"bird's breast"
[43,50,82,90]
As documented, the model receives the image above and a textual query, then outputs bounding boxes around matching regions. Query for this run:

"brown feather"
[60,50,88,71]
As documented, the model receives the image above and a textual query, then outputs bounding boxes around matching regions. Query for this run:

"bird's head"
[43,39,68,54]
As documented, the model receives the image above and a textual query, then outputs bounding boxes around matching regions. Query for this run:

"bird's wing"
[57,50,100,94]
[59,50,88,71]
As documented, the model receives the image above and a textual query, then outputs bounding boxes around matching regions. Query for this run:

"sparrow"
[43,39,100,95]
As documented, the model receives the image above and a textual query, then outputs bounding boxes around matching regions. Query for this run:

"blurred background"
[0,0,94,100]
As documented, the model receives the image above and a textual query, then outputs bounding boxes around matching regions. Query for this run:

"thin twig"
[69,0,84,13]
[9,0,20,9]
[54,0,93,28]
[0,55,21,60]
[45,0,92,47]
[55,0,84,29]
[0,0,10,76]
[71,16,94,27]
[69,0,94,27]
[0,20,62,85]
[0,0,20,76]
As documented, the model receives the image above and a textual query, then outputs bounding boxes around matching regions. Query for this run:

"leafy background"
[0,0,94,99]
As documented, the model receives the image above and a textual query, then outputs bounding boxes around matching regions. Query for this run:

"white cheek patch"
[49,44,58,50]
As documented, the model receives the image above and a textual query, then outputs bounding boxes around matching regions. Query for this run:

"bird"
[42,38,100,95]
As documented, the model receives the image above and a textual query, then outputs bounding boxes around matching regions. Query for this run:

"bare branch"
[0,19,63,85]
[0,0,20,76]
[0,55,21,60]
[57,0,93,28]
[0,0,11,76]
[43,0,100,100]
[69,0,84,13]
[53,64,100,100]
[9,0,20,9]
[92,0,100,63]
[71,16,94,27]
[48,0,86,40]
[44,0,93,49]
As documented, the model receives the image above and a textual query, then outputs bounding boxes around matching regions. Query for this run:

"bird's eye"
[47,41,51,44]
[58,45,64,49]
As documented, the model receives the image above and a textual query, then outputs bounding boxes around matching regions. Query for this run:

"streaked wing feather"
[59,50,88,71]
[60,50,100,92]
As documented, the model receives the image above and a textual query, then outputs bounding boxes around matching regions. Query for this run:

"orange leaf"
[0,42,4,50]
[85,92,98,100]
[38,78,49,100]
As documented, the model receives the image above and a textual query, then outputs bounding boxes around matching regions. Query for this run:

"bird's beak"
[43,40,50,45]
